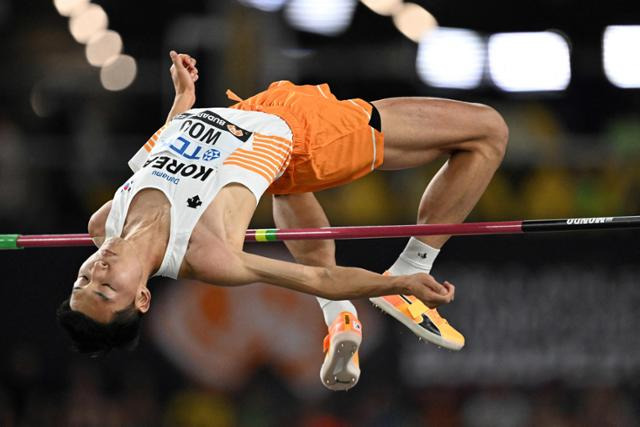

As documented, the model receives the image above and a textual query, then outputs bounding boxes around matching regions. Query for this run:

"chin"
[103,237,126,251]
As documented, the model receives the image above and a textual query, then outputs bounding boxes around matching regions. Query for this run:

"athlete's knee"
[475,104,509,161]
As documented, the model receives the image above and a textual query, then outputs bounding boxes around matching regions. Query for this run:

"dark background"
[1,0,640,425]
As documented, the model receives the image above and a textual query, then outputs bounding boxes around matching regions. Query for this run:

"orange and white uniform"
[106,108,293,278]
[106,82,383,279]
[228,80,384,194]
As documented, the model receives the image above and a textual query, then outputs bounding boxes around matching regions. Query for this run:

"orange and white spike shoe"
[320,311,362,391]
[370,274,465,350]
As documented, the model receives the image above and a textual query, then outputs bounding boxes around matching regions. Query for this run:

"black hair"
[56,298,143,357]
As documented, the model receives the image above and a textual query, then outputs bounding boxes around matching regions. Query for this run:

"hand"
[396,273,455,309]
[169,50,199,97]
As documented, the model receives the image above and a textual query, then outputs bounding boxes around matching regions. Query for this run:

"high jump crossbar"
[1,215,639,250]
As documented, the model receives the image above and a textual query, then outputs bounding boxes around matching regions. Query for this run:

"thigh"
[372,97,494,170]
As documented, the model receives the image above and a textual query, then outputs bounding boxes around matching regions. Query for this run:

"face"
[70,238,150,323]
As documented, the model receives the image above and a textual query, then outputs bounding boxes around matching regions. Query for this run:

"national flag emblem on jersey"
[121,180,134,192]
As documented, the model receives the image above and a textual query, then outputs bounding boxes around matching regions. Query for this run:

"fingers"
[169,50,199,82]
[169,50,182,68]
[443,280,455,301]
[418,273,448,295]
[169,51,198,71]
[410,274,455,308]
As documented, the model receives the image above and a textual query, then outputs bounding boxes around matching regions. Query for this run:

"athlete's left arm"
[166,50,198,124]
[187,241,455,308]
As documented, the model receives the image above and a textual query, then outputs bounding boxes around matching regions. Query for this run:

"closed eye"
[93,290,112,302]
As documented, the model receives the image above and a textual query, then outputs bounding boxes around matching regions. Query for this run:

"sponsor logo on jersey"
[151,170,180,185]
[175,110,252,143]
[143,155,214,182]
[202,148,220,161]
[226,124,245,138]
[566,217,613,225]
[168,136,220,162]
[187,195,203,209]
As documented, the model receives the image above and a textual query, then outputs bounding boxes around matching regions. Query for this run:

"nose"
[91,259,109,276]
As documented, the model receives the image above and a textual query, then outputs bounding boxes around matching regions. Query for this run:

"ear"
[135,287,151,313]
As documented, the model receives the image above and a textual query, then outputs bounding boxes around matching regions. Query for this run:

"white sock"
[316,298,357,326]
[388,237,440,275]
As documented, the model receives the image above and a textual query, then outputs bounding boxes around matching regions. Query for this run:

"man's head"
[57,238,152,356]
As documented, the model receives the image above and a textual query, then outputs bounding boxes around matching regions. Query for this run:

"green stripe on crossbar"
[254,229,277,242]
[0,235,21,250]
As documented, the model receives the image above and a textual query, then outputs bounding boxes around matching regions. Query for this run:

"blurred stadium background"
[1,0,640,425]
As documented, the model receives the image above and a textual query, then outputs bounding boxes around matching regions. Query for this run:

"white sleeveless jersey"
[105,108,293,278]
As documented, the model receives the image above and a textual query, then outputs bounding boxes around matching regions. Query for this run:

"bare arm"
[166,50,198,124]
[270,193,456,305]
[188,239,454,308]
[87,200,112,247]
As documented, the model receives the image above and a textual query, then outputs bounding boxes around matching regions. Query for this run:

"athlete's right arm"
[166,50,198,124]
[188,242,455,309]
[88,200,112,247]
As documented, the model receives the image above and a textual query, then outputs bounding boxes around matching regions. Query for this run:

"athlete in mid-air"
[58,51,507,390]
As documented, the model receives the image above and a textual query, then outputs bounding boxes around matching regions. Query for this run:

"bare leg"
[372,97,509,248]
[273,193,362,390]
[272,193,336,268]
[272,193,357,326]
[365,97,506,351]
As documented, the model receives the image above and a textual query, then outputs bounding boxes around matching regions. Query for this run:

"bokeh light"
[285,0,358,36]
[603,25,640,88]
[360,0,403,16]
[392,2,438,42]
[85,30,123,67]
[68,3,108,44]
[416,27,485,89]
[100,54,137,91]
[53,0,89,17]
[489,31,571,92]
[239,0,288,12]
[30,82,53,118]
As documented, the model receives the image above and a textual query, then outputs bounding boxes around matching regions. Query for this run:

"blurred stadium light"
[100,54,137,91]
[54,0,137,91]
[488,31,571,92]
[392,2,438,42]
[85,30,123,67]
[360,0,403,16]
[285,0,358,36]
[603,25,640,88]
[53,0,89,17]
[416,27,484,89]
[68,3,108,43]
[239,0,288,12]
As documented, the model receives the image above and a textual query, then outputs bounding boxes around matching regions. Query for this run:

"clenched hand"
[169,50,199,96]
[396,273,455,308]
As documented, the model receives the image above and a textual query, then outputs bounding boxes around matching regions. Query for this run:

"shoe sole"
[370,296,463,351]
[320,330,361,391]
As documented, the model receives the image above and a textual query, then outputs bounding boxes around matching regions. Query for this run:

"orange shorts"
[228,81,384,194]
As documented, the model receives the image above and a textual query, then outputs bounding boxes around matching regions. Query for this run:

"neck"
[121,191,171,277]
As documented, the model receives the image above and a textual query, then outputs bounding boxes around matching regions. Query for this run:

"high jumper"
[54,50,511,391]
